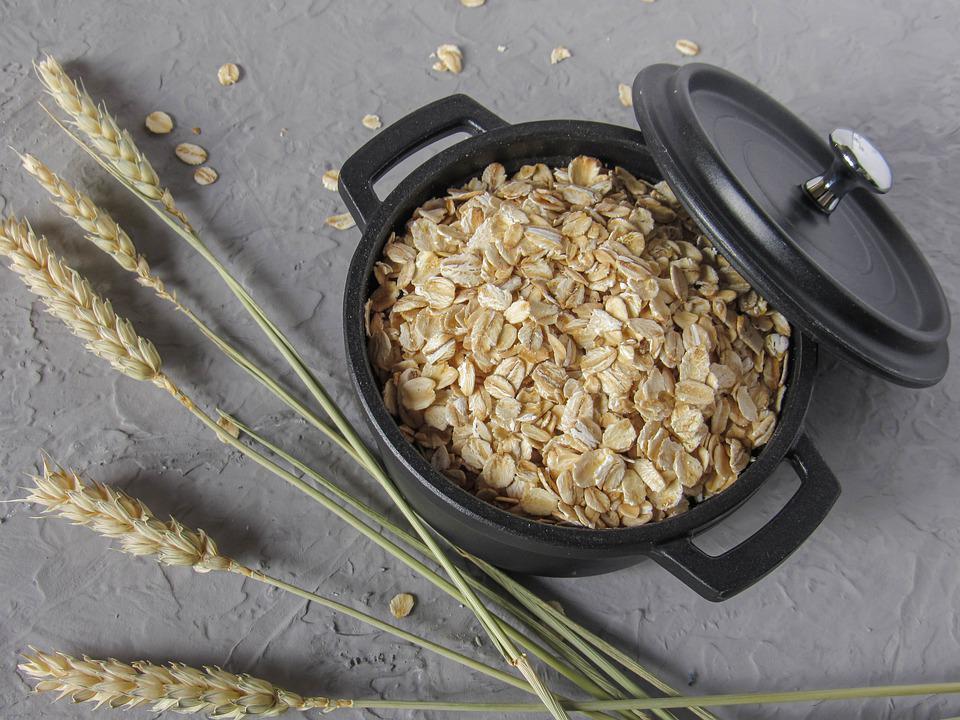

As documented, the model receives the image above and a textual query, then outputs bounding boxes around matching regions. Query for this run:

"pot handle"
[339,94,508,231]
[648,433,839,602]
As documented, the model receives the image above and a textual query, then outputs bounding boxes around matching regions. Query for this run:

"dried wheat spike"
[35,55,185,223]
[18,153,171,300]
[27,458,231,573]
[0,216,164,383]
[19,649,340,716]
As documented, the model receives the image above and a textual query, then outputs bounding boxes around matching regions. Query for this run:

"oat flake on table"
[144,111,173,134]
[322,169,340,192]
[175,143,207,166]
[325,212,356,230]
[434,44,463,74]
[389,592,415,619]
[550,46,572,64]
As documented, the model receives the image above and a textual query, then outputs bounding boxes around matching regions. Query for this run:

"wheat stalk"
[18,153,171,300]
[0,215,163,384]
[34,55,187,225]
[19,649,338,716]
[22,648,960,717]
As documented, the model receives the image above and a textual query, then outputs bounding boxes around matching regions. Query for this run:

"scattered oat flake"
[460,0,485,6]
[618,83,633,108]
[675,39,700,56]
[194,167,218,186]
[322,169,340,192]
[362,114,382,130]
[497,45,507,53]
[144,111,173,135]
[192,127,201,135]
[389,593,415,619]
[218,62,241,86]
[435,44,463,74]
[175,143,207,166]
[325,212,356,230]
[550,46,571,64]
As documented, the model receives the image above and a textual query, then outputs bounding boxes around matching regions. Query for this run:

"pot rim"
[343,118,817,551]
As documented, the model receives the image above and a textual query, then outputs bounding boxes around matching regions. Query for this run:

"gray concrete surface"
[1,1,958,718]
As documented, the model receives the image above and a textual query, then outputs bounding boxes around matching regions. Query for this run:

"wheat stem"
[327,681,960,712]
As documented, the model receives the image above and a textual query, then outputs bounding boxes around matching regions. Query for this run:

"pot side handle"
[648,432,840,602]
[339,94,508,231]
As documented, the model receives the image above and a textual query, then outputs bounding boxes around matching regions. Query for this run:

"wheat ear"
[29,459,231,572]
[17,153,172,299]
[19,649,339,716]
[0,215,163,384]
[34,55,187,225]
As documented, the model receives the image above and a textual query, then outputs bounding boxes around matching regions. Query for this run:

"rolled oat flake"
[631,63,950,386]
[175,142,208,166]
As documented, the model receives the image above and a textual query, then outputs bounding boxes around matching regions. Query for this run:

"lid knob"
[802,129,892,214]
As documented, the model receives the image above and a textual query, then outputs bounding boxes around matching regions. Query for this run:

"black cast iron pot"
[339,94,840,601]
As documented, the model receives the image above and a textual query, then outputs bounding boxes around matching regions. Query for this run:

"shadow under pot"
[338,66,949,601]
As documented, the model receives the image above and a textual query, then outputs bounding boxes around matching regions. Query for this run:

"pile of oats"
[365,157,790,529]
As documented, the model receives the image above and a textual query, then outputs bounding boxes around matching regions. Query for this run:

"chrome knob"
[802,129,892,214]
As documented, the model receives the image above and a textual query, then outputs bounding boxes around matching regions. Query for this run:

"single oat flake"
[675,39,701,56]
[460,0,485,6]
[175,143,207,166]
[193,167,218,186]
[389,592,415,619]
[362,114,382,130]
[144,111,173,135]
[322,169,340,192]
[550,46,572,64]
[618,83,633,108]
[325,212,356,230]
[217,63,241,86]
[434,44,463,74]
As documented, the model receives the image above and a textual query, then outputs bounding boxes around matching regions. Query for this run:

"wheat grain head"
[18,153,171,299]
[19,649,336,716]
[0,215,163,383]
[28,458,230,572]
[34,55,187,226]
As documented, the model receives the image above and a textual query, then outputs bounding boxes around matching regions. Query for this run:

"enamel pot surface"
[339,94,841,602]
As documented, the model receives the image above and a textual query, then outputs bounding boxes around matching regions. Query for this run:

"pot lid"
[632,63,950,387]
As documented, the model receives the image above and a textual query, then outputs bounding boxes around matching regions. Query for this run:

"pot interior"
[344,119,814,551]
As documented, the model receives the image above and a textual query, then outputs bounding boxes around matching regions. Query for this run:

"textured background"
[1,1,958,718]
